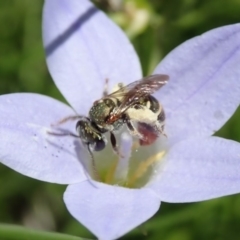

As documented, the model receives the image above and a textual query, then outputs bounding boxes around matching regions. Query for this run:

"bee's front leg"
[51,115,82,127]
[109,132,123,157]
[103,78,109,97]
[47,131,79,138]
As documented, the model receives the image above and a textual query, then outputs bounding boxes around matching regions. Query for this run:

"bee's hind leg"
[154,122,167,138]
[124,115,144,139]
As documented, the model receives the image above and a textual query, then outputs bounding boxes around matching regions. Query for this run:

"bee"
[102,74,168,144]
[49,74,169,177]
[135,102,166,146]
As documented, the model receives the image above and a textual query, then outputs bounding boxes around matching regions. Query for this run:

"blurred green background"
[0,0,240,239]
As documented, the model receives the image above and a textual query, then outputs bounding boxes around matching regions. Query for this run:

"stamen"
[131,140,140,151]
[127,151,165,188]
[105,158,118,184]
[105,133,133,184]
[114,133,133,182]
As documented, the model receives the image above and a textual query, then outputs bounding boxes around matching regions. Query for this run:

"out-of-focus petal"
[0,93,87,184]
[43,0,142,115]
[154,24,240,143]
[149,136,240,202]
[64,181,160,240]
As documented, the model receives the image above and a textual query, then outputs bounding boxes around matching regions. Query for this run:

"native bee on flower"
[49,74,169,175]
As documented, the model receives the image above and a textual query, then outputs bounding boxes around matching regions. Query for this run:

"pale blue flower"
[0,0,240,239]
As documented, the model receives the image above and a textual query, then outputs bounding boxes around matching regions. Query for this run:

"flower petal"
[154,24,240,142]
[0,93,87,184]
[43,0,142,115]
[149,136,240,202]
[64,181,160,240]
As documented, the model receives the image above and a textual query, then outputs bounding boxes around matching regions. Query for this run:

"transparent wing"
[106,74,169,123]
[107,74,168,98]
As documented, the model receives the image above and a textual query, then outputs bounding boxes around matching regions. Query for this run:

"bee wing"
[107,74,168,98]
[107,74,169,123]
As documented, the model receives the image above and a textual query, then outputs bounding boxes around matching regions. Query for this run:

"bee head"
[76,117,106,151]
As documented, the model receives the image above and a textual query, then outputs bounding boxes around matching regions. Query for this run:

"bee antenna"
[87,144,101,181]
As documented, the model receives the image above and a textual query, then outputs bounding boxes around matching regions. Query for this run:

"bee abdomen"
[157,108,165,123]
[147,95,160,113]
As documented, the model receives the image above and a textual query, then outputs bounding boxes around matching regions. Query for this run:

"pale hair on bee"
[48,74,169,179]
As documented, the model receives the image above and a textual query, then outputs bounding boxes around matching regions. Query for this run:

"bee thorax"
[89,98,116,126]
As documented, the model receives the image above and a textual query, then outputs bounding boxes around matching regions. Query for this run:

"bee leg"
[103,78,109,97]
[86,144,101,181]
[110,132,123,157]
[155,123,167,138]
[47,131,79,138]
[51,115,82,127]
[156,110,167,137]
[124,116,144,139]
[117,82,124,89]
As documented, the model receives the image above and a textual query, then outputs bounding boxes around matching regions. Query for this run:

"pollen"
[127,150,165,188]
[105,157,118,184]
[102,143,165,189]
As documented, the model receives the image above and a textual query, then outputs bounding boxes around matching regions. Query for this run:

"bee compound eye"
[93,139,106,151]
